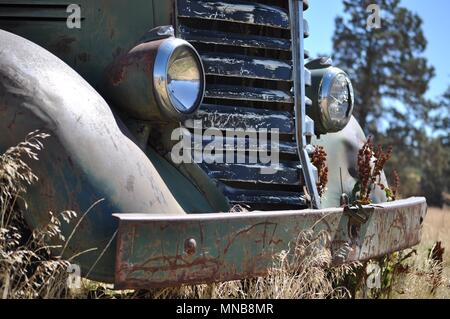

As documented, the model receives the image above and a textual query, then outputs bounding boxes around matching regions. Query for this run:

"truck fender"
[0,29,185,282]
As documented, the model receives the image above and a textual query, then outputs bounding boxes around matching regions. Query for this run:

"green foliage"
[365,252,410,299]
[384,187,395,202]
[419,137,450,207]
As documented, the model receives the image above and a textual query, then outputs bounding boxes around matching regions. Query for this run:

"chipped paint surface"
[200,162,301,186]
[205,86,293,103]
[185,134,297,155]
[179,25,292,51]
[178,0,290,29]
[202,54,292,81]
[114,198,427,289]
[185,104,294,134]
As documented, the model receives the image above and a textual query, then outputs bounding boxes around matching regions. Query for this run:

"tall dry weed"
[0,131,77,299]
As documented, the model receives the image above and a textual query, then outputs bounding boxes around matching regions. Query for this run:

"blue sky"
[305,0,450,100]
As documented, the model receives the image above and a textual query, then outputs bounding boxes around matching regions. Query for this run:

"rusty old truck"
[0,0,427,289]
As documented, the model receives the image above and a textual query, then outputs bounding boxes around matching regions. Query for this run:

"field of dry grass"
[421,207,450,262]
[386,206,450,299]
[418,207,450,292]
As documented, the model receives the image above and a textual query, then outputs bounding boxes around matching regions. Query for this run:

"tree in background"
[429,86,450,145]
[379,122,449,207]
[332,0,435,134]
[331,0,449,206]
[418,87,450,206]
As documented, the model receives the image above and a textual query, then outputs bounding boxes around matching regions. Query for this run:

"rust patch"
[108,40,163,86]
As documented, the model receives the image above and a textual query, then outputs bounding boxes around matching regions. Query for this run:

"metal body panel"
[0,0,174,90]
[114,197,427,289]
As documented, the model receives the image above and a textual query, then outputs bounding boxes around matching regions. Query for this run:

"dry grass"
[386,207,450,299]
[421,207,450,265]
[2,131,449,299]
[0,131,77,299]
[1,131,357,300]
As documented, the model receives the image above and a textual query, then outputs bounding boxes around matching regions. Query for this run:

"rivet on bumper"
[184,238,197,256]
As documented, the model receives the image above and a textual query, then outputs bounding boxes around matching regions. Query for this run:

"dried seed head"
[312,146,329,197]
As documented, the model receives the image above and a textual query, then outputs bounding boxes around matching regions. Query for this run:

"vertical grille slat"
[176,0,310,210]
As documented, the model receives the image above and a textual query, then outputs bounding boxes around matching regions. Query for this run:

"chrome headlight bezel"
[153,38,205,119]
[318,67,354,132]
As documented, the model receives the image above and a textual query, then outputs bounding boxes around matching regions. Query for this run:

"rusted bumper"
[113,197,427,289]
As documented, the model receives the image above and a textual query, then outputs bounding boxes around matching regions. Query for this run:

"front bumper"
[113,197,427,289]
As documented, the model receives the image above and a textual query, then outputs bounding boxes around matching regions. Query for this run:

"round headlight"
[154,38,205,118]
[318,67,354,132]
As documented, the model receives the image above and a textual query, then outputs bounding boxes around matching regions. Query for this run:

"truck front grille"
[176,0,311,210]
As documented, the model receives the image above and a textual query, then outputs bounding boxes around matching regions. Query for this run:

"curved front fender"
[0,30,186,282]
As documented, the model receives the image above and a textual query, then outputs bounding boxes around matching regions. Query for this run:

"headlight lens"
[167,48,202,112]
[154,38,205,118]
[319,67,354,132]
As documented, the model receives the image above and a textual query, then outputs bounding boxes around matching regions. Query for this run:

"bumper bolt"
[184,238,197,256]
